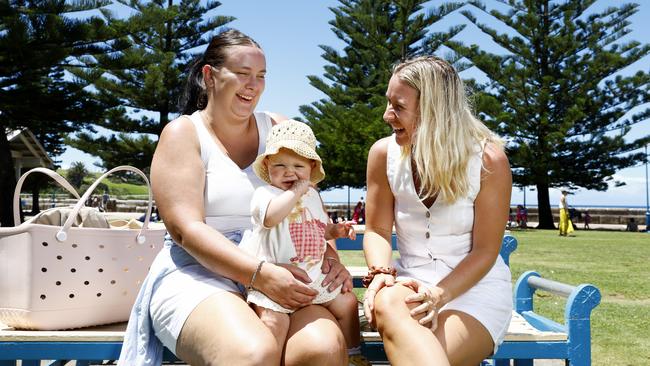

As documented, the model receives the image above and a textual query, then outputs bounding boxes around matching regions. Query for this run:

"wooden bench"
[0,235,600,365]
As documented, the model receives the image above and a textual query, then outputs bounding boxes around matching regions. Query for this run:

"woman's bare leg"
[253,305,291,352]
[373,283,450,366]
[284,304,347,366]
[434,310,494,366]
[176,291,281,366]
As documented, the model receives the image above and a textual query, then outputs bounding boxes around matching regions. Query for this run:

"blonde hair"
[393,56,502,204]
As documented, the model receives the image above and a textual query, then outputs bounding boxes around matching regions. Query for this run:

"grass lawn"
[338,229,650,366]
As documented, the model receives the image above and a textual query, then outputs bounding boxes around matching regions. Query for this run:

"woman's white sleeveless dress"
[386,135,512,352]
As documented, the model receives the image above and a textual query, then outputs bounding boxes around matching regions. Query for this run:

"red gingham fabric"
[289,216,326,263]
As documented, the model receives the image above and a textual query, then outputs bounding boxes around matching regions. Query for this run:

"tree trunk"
[536,183,556,229]
[0,130,17,227]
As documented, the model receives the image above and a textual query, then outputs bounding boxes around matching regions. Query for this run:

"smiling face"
[266,148,315,191]
[205,45,266,120]
[383,74,420,146]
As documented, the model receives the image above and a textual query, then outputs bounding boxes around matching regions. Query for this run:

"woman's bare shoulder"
[482,142,509,172]
[155,115,201,150]
[368,137,391,159]
[162,115,195,138]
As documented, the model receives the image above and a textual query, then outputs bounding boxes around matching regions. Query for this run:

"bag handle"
[56,166,154,245]
[13,168,81,226]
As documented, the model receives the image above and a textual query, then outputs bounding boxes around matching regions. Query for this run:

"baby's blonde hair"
[394,56,502,204]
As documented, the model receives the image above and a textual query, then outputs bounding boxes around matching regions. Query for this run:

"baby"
[241,120,370,366]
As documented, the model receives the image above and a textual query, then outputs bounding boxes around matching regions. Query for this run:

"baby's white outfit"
[240,185,341,313]
[386,135,513,353]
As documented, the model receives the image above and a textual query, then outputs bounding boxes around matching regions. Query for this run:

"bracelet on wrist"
[247,260,265,291]
[362,265,397,288]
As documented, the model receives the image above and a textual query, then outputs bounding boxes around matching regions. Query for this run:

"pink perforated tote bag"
[0,166,165,330]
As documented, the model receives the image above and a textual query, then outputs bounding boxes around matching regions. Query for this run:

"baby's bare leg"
[253,304,291,351]
[324,291,361,348]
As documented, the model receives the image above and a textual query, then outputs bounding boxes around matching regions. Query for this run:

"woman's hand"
[255,262,318,310]
[320,257,353,293]
[363,273,396,327]
[400,278,444,332]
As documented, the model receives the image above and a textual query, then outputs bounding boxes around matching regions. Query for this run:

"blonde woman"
[558,189,574,236]
[362,56,513,365]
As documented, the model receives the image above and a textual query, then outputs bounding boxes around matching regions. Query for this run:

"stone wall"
[19,195,648,225]
[19,195,151,213]
[519,207,647,225]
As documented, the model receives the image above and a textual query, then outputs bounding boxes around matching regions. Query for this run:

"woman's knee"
[175,293,282,365]
[373,286,409,326]
[179,329,280,366]
[234,334,281,366]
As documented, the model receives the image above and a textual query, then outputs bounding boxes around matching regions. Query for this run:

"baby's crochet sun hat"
[252,119,325,184]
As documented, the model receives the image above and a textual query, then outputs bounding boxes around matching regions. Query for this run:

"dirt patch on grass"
[603,293,650,305]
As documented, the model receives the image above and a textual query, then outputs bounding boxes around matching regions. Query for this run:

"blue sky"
[60,0,650,208]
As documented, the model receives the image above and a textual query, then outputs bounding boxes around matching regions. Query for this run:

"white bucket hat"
[252,120,325,184]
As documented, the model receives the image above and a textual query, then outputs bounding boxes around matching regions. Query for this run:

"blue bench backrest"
[336,233,517,266]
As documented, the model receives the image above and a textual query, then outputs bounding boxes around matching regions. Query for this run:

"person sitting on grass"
[240,120,371,366]
[626,218,638,232]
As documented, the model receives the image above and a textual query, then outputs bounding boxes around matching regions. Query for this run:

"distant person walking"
[558,190,574,236]
[583,210,591,230]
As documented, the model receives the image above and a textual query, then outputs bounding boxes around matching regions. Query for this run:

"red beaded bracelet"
[362,266,397,288]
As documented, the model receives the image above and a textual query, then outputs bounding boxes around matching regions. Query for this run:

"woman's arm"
[431,142,512,306]
[362,138,398,324]
[363,138,395,268]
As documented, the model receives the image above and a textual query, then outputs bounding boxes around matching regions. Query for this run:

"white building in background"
[6,128,54,178]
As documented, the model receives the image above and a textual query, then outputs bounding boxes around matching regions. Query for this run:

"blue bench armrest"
[505,270,601,366]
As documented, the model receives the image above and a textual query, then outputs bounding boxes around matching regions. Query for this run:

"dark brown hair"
[179,29,261,115]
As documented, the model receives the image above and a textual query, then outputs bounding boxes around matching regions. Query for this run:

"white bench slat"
[0,264,567,344]
[0,322,125,342]
[1,311,565,344]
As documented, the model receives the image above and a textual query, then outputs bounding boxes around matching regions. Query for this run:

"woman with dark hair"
[119,29,352,366]
[362,56,513,365]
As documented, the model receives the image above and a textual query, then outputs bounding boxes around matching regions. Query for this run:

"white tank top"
[559,196,567,209]
[386,135,483,268]
[188,111,272,234]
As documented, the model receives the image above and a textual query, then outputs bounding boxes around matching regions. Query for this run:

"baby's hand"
[331,221,356,240]
[291,179,311,196]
